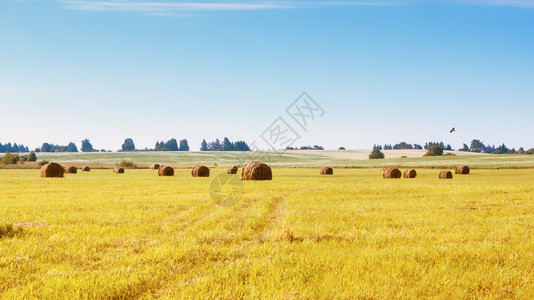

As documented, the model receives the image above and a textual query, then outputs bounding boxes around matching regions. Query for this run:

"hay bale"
[439,171,453,179]
[114,167,124,174]
[383,167,392,178]
[241,161,272,181]
[404,169,417,178]
[383,167,401,179]
[455,165,470,174]
[158,165,174,176]
[82,166,90,172]
[40,162,65,178]
[192,165,210,177]
[65,166,77,174]
[151,164,160,170]
[320,166,333,175]
[227,166,238,174]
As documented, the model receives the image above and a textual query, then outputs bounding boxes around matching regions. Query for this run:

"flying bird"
[450,127,456,133]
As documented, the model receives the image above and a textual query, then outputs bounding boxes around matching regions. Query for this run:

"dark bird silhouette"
[450,127,456,133]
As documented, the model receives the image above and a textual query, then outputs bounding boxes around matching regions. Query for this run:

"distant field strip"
[32,150,534,168]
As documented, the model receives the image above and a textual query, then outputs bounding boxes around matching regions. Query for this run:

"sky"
[1,0,533,151]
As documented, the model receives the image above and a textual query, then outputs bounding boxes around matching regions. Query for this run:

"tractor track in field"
[254,194,287,241]
[138,192,288,299]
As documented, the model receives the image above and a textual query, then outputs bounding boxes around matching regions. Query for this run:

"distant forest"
[375,140,534,154]
[0,143,30,153]
[0,137,252,153]
[200,138,250,151]
[374,142,451,151]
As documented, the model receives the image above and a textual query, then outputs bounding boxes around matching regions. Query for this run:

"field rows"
[1,168,534,298]
[26,150,534,169]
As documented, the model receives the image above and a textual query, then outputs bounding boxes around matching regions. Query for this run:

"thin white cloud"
[60,1,401,14]
[58,0,534,15]
[147,12,195,16]
[61,1,299,12]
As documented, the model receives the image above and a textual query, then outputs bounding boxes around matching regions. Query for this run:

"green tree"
[222,137,234,151]
[493,143,510,154]
[470,139,485,153]
[200,139,208,151]
[369,148,385,159]
[81,139,93,152]
[234,141,250,151]
[424,146,444,156]
[67,142,78,152]
[121,138,136,151]
[213,139,222,151]
[154,141,164,151]
[41,143,52,152]
[179,139,189,151]
[460,143,470,152]
[28,151,37,162]
[1,152,19,164]
[165,138,178,151]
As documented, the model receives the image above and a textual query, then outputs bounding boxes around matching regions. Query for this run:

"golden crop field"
[2,168,534,299]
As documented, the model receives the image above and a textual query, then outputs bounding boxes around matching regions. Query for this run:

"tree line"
[33,139,100,153]
[1,137,251,153]
[1,138,191,153]
[0,152,37,164]
[375,139,534,155]
[200,138,250,151]
[374,142,452,151]
[153,139,189,151]
[101,138,191,152]
[459,139,534,154]
[0,143,30,153]
[121,138,249,152]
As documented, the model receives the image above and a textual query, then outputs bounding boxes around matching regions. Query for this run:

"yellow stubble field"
[1,168,534,298]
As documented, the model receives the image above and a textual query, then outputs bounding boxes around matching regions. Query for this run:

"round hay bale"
[158,165,174,176]
[439,171,453,179]
[404,169,417,178]
[320,166,333,175]
[82,166,90,172]
[455,165,470,174]
[227,166,238,174]
[65,166,77,174]
[151,163,160,170]
[192,165,210,177]
[383,167,390,178]
[40,162,65,178]
[383,167,401,179]
[114,167,124,174]
[241,161,272,181]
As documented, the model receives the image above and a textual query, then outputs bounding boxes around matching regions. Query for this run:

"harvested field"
[2,168,534,298]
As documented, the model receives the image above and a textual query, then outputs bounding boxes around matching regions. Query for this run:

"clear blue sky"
[1,0,533,151]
